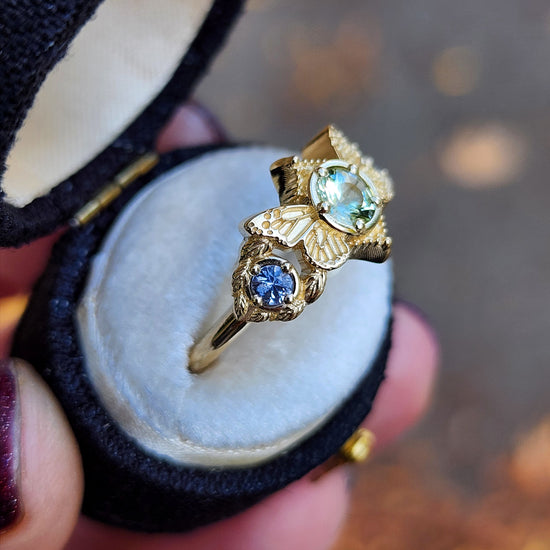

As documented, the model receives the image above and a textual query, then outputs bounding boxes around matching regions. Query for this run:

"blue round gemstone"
[250,264,296,308]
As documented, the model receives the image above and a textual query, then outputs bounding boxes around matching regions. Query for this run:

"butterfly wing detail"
[303,220,350,270]
[245,205,349,270]
[245,205,316,246]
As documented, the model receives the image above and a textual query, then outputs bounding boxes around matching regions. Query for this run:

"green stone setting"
[310,161,380,234]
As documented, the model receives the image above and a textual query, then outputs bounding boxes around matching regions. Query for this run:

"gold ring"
[189,125,394,373]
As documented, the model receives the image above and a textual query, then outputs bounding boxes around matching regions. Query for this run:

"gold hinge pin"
[311,428,376,482]
[339,428,375,463]
[70,152,160,227]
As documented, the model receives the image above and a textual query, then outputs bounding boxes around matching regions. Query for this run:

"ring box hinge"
[69,151,160,227]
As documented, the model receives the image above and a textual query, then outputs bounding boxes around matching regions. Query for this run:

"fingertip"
[393,301,439,365]
[0,360,83,550]
[0,233,60,298]
[214,469,350,550]
[156,101,226,153]
[391,301,440,398]
[364,301,439,448]
[68,469,350,550]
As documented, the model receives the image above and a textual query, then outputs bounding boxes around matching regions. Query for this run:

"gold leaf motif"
[270,156,301,204]
[231,265,248,292]
[231,276,243,293]
[350,239,391,263]
[249,310,270,323]
[278,307,299,321]
[304,271,327,303]
[234,293,249,320]
[241,237,272,260]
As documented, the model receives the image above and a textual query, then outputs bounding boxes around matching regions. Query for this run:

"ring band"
[189,125,394,373]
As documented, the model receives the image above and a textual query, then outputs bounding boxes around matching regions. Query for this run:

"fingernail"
[0,359,21,532]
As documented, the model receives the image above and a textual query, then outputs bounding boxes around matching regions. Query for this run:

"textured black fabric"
[0,0,104,185]
[0,0,244,247]
[13,145,392,532]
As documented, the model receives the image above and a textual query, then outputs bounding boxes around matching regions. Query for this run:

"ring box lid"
[0,0,244,247]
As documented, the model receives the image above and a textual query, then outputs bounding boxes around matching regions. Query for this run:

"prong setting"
[309,159,383,234]
[318,167,329,177]
[248,257,299,310]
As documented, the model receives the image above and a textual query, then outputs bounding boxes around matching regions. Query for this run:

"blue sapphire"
[250,264,296,308]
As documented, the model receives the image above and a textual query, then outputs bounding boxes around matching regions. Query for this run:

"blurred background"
[197,1,550,548]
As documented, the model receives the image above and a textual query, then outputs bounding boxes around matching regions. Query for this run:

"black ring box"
[0,0,392,532]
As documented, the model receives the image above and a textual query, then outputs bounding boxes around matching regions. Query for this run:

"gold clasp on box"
[70,152,159,227]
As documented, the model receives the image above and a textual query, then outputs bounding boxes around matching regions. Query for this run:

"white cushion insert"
[77,147,393,467]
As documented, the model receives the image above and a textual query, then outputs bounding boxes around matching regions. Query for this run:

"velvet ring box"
[0,0,393,532]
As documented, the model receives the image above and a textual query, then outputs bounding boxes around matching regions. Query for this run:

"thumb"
[0,359,83,550]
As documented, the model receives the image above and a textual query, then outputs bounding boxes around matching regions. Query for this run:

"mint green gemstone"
[314,166,377,233]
